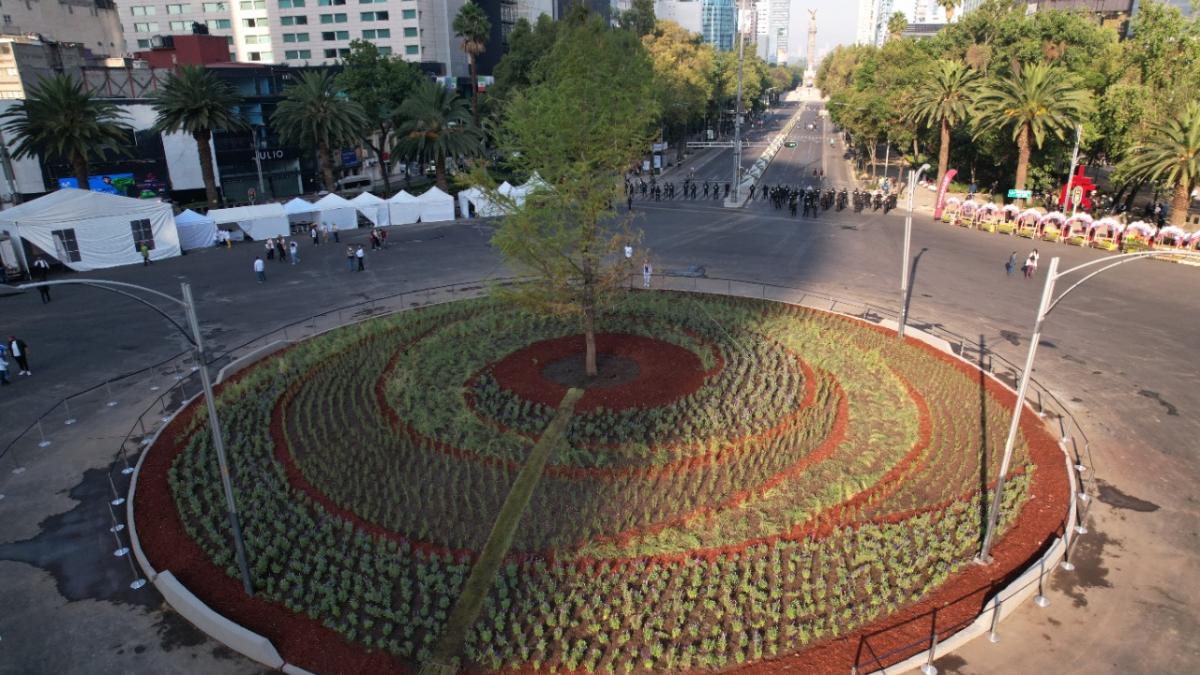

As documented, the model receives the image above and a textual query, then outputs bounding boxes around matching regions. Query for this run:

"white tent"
[207,203,289,241]
[416,186,455,223]
[388,190,421,225]
[174,209,219,251]
[457,186,506,218]
[313,193,359,231]
[0,189,180,271]
[282,197,317,224]
[350,192,391,227]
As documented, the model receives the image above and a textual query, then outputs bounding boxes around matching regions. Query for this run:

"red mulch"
[488,332,709,412]
[133,310,1070,675]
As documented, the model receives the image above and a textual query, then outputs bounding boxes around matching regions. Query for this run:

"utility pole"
[730,30,745,205]
[899,164,931,339]
[251,126,266,200]
[1062,124,1081,215]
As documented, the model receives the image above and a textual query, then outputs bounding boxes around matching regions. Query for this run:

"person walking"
[7,336,30,375]
[275,237,287,263]
[332,224,340,243]
[310,225,319,245]
[253,256,266,283]
[642,259,652,289]
[1006,251,1018,277]
[0,347,10,386]
[1024,249,1039,279]
[346,245,355,272]
[355,244,365,271]
[32,255,51,303]
[289,240,299,265]
[140,243,152,266]
[379,228,388,249]
[265,238,275,260]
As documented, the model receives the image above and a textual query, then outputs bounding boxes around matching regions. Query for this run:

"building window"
[1,16,10,26]
[359,0,386,3]
[166,3,190,13]
[317,0,345,5]
[278,0,305,6]
[319,12,346,23]
[405,44,417,55]
[207,18,231,28]
[239,0,266,9]
[360,10,387,20]
[321,30,349,40]
[131,5,156,15]
[203,2,227,10]
[362,28,390,39]
[281,15,307,25]
[403,26,416,37]
[136,39,151,48]
[170,21,189,30]
[133,22,160,32]
[130,220,155,252]
[284,49,311,59]
[378,46,391,55]
[51,229,82,263]
[283,32,309,42]
[249,51,263,61]
[226,36,234,44]
[401,8,415,19]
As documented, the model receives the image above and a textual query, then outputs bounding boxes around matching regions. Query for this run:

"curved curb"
[126,291,1078,675]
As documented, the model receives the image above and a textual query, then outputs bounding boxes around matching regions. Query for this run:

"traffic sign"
[1070,186,1084,206]
[1007,189,1032,199]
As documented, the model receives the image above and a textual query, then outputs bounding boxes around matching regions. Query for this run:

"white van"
[336,175,372,194]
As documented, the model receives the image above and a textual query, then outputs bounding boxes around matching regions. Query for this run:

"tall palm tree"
[452,1,491,127]
[888,12,908,41]
[0,74,130,190]
[151,66,246,206]
[393,81,482,191]
[938,0,960,22]
[1124,102,1200,227]
[271,70,367,192]
[905,60,978,186]
[972,63,1092,205]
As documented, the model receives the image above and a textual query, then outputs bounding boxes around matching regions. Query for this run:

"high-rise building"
[700,0,735,51]
[753,0,769,59]
[766,0,786,62]
[855,0,877,45]
[654,0,704,34]
[0,0,124,62]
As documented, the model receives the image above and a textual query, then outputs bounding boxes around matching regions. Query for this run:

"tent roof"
[282,197,316,215]
[207,203,287,225]
[389,190,419,203]
[350,192,385,205]
[0,188,169,225]
[174,209,214,225]
[314,193,355,209]
[417,186,451,201]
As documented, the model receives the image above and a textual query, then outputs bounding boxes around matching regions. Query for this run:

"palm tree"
[938,0,960,22]
[972,63,1092,205]
[888,12,908,41]
[393,81,483,191]
[1124,102,1200,227]
[0,74,130,190]
[151,66,246,206]
[452,1,491,127]
[905,60,978,186]
[271,70,367,192]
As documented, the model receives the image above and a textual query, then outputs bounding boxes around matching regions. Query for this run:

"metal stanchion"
[110,524,130,558]
[106,499,125,533]
[105,380,118,407]
[988,597,1002,643]
[10,443,26,475]
[63,399,77,425]
[920,630,939,675]
[107,472,126,506]
[1033,557,1051,608]
[118,439,135,475]
[36,420,51,448]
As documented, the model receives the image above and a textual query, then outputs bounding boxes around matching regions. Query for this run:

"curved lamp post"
[7,278,254,595]
[898,163,932,339]
[977,249,1200,563]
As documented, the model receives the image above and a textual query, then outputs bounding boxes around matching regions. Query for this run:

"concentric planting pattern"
[139,292,1067,674]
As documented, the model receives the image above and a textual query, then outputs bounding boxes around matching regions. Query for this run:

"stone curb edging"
[124,289,1078,675]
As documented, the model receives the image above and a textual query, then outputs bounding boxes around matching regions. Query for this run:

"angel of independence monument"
[804,10,817,87]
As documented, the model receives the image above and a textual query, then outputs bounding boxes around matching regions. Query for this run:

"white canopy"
[1157,225,1189,241]
[457,186,507,218]
[174,209,218,251]
[207,203,289,241]
[349,192,391,227]
[0,189,179,271]
[313,193,359,231]
[1090,217,1124,234]
[416,186,455,223]
[1125,221,1156,238]
[388,190,421,225]
[282,197,317,221]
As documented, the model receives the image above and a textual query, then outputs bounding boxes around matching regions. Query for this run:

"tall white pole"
[182,282,254,595]
[731,30,745,205]
[978,256,1060,563]
[898,163,929,339]
[1063,124,1081,215]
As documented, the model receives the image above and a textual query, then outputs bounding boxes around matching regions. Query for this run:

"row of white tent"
[457,174,549,218]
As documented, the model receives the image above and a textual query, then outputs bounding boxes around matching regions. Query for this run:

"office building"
[655,0,703,34]
[700,0,735,51]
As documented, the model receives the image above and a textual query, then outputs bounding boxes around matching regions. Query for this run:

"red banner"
[932,169,957,220]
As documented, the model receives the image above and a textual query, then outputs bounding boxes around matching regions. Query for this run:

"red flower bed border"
[133,307,1069,675]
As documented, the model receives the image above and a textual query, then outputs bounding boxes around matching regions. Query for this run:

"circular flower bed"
[134,292,1068,674]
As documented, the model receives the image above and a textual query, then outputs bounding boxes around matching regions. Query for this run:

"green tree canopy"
[337,40,423,192]
[643,20,714,156]
[491,15,559,102]
[888,12,908,40]
[271,69,368,192]
[453,1,491,126]
[619,0,657,37]
[393,80,483,191]
[905,60,979,183]
[1122,101,1200,226]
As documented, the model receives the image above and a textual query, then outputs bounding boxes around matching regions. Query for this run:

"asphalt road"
[1,98,1198,674]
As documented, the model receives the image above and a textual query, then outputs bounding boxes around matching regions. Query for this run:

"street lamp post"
[730,30,746,205]
[976,250,1200,563]
[898,163,931,340]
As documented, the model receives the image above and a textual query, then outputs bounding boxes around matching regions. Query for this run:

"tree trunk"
[869,140,877,178]
[71,152,89,191]
[373,124,391,194]
[470,55,480,128]
[1014,124,1030,208]
[1169,179,1191,227]
[937,118,950,186]
[435,151,447,191]
[195,129,219,206]
[581,256,597,378]
[318,142,335,192]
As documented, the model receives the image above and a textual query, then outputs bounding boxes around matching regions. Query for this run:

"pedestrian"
[265,239,275,260]
[1024,250,1038,279]
[624,242,633,259]
[356,244,365,271]
[322,223,331,244]
[1006,251,1017,277]
[289,240,299,265]
[332,224,340,243]
[642,259,652,289]
[275,237,287,262]
[379,228,388,249]
[7,336,30,375]
[346,245,355,271]
[370,229,380,250]
[0,347,9,386]
[32,255,51,303]
[254,256,266,283]
[627,194,633,211]
[140,243,152,266]
[310,225,319,245]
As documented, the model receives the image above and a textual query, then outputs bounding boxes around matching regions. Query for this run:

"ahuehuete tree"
[452,0,491,127]
[1,74,130,190]
[972,62,1092,205]
[150,65,245,206]
[271,70,368,192]
[643,20,714,164]
[905,60,979,186]
[489,15,658,378]
[393,80,482,191]
[1123,101,1200,227]
[337,40,422,193]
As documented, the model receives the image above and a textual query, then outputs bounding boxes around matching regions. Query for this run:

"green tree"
[972,62,1092,203]
[490,16,658,377]
[491,15,559,101]
[394,81,482,191]
[644,20,714,163]
[939,0,961,22]
[888,12,908,41]
[337,40,423,193]
[150,65,245,206]
[1,74,130,191]
[620,0,657,37]
[453,1,491,127]
[271,69,368,192]
[905,60,979,185]
[1123,101,1200,227]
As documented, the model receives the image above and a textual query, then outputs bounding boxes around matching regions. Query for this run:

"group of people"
[0,335,32,386]
[1006,249,1041,279]
[624,176,733,205]
[253,231,369,283]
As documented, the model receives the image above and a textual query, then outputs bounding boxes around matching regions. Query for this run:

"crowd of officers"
[623,176,898,217]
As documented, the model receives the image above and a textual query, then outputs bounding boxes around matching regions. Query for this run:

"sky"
[784,0,947,64]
